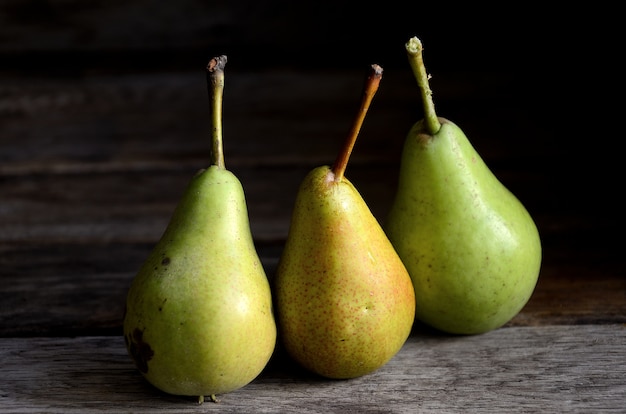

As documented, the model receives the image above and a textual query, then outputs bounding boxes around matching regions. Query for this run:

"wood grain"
[1,240,624,338]
[1,325,624,413]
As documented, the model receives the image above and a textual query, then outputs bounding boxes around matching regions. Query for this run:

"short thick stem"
[206,55,227,169]
[406,37,440,135]
[331,64,383,182]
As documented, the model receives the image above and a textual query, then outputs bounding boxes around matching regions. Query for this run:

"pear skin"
[275,166,415,379]
[387,119,541,334]
[123,56,276,403]
[274,65,415,379]
[124,166,276,397]
[385,37,542,335]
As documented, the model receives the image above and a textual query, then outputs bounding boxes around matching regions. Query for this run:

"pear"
[123,56,277,404]
[385,37,542,335]
[274,64,416,379]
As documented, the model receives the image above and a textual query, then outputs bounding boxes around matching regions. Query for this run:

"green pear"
[123,56,276,404]
[274,65,416,379]
[385,37,542,335]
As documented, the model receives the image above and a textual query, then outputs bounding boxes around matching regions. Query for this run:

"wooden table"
[1,2,624,413]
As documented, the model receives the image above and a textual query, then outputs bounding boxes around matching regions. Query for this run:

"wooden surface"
[1,326,624,413]
[1,2,624,413]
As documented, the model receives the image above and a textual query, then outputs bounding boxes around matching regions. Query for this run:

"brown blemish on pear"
[125,328,154,374]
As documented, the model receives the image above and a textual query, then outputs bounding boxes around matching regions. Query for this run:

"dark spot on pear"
[161,257,170,266]
[126,328,154,374]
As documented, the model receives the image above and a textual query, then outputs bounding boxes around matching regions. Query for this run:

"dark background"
[1,1,622,265]
[2,3,619,163]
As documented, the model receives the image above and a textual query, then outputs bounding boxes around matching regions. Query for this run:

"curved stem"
[206,55,227,169]
[406,37,440,135]
[331,64,383,182]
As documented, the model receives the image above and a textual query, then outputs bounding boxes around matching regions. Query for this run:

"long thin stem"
[331,64,383,182]
[206,55,227,169]
[406,37,441,135]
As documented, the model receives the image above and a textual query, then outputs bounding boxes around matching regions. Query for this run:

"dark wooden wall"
[1,1,623,338]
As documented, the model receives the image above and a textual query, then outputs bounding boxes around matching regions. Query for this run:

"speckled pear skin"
[123,165,277,398]
[385,118,542,334]
[274,165,416,379]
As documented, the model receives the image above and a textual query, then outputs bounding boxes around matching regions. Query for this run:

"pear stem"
[406,37,441,135]
[331,64,383,182]
[206,55,227,169]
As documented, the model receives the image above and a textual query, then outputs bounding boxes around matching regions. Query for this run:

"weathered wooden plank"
[2,69,603,248]
[0,165,389,244]
[1,239,624,337]
[0,160,559,246]
[0,241,276,337]
[0,69,531,171]
[0,68,609,230]
[0,71,372,168]
[0,325,624,413]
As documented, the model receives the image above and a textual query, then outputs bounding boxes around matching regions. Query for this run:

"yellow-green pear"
[385,37,542,335]
[123,56,276,404]
[274,65,416,379]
